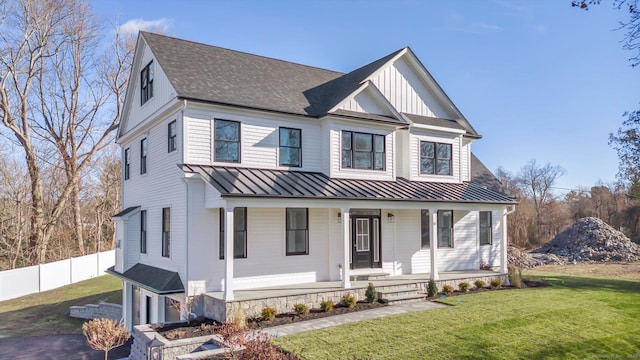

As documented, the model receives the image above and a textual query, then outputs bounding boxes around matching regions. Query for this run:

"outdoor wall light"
[387,213,395,223]
[337,212,342,223]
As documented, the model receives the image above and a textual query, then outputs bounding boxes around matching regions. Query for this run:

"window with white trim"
[479,211,492,245]
[341,131,385,170]
[437,210,453,248]
[420,141,452,175]
[140,61,154,105]
[286,208,308,255]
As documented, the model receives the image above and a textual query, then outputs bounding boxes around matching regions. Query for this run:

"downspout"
[182,99,189,316]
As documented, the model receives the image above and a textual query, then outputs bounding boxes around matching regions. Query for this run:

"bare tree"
[0,0,132,263]
[517,160,566,244]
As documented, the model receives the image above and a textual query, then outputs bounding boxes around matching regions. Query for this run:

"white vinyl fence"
[0,250,115,301]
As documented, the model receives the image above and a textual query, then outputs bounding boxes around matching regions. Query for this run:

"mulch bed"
[154,301,385,340]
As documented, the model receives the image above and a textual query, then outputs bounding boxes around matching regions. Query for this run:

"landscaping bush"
[342,294,356,308]
[442,284,453,295]
[320,300,334,312]
[458,282,470,292]
[491,279,502,288]
[293,303,310,315]
[509,266,523,288]
[474,280,486,289]
[427,279,438,297]
[261,306,277,321]
[232,307,247,330]
[82,318,130,360]
[365,282,378,303]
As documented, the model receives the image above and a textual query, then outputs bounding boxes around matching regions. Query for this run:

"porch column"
[224,207,235,301]
[341,208,351,289]
[500,208,508,274]
[429,209,439,280]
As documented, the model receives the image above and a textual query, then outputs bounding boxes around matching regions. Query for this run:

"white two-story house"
[108,32,515,328]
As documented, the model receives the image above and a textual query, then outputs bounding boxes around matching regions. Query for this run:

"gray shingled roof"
[404,113,467,131]
[182,164,515,204]
[106,264,184,294]
[470,153,512,197]
[142,32,402,117]
[112,206,140,218]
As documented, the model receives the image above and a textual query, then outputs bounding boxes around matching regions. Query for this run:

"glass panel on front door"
[356,218,370,251]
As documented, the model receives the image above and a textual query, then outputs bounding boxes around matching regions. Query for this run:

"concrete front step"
[380,293,426,305]
[350,273,390,281]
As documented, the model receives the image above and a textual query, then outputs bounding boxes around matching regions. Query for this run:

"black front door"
[351,214,381,269]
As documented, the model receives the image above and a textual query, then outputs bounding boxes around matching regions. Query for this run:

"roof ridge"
[141,31,345,76]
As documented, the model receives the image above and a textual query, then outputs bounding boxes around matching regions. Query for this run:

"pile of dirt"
[508,246,566,268]
[532,217,640,263]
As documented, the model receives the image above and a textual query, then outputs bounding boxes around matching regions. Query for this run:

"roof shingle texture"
[142,32,401,117]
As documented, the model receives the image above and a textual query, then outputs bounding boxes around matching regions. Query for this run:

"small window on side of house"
[286,208,308,255]
[214,119,240,162]
[420,210,430,248]
[162,207,170,258]
[141,61,154,105]
[140,210,147,254]
[168,120,177,153]
[124,148,130,180]
[140,138,147,174]
[479,211,492,245]
[437,210,454,248]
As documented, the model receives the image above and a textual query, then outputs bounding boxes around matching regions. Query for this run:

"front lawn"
[275,273,640,359]
[0,275,121,337]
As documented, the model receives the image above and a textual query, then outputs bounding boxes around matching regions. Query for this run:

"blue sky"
[91,0,639,192]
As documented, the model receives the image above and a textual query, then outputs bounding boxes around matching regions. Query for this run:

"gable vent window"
[420,141,452,176]
[279,127,301,167]
[140,138,147,174]
[341,131,385,170]
[214,119,240,162]
[140,61,154,105]
[168,120,177,153]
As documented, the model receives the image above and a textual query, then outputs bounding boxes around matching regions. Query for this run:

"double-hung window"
[140,138,147,174]
[124,148,130,180]
[140,210,147,254]
[168,121,177,153]
[140,61,154,105]
[420,210,430,248]
[341,131,385,170]
[286,208,308,255]
[214,119,240,162]
[219,207,247,259]
[279,127,301,167]
[162,207,170,258]
[420,141,452,175]
[437,210,454,248]
[479,211,492,245]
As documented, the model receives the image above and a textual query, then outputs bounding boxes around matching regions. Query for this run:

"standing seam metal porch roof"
[181,165,516,204]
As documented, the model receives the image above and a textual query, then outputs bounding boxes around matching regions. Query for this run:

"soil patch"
[529,262,640,280]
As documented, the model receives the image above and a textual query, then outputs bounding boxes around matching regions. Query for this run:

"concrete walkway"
[262,300,446,337]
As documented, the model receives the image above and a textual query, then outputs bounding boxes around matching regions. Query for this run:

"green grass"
[0,275,121,337]
[275,274,640,359]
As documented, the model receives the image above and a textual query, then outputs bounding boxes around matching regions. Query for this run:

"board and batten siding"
[409,129,461,183]
[370,57,450,119]
[121,112,186,280]
[478,210,502,268]
[437,211,478,271]
[183,108,323,172]
[124,40,177,134]
[328,122,395,181]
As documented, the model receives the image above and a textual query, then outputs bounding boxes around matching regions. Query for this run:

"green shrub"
[474,280,486,289]
[320,300,334,312]
[442,284,453,295]
[365,282,378,303]
[293,303,310,315]
[491,279,502,288]
[458,282,470,292]
[427,279,438,297]
[342,294,356,308]
[261,306,277,321]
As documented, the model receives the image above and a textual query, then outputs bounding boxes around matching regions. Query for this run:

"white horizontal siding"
[328,122,395,181]
[370,57,448,118]
[437,211,478,271]
[185,117,212,164]
[409,129,461,183]
[479,210,502,268]
[339,89,391,116]
[461,138,471,182]
[121,111,186,279]
[125,40,177,134]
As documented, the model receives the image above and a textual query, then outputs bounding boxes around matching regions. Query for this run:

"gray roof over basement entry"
[106,264,184,294]
[181,164,515,204]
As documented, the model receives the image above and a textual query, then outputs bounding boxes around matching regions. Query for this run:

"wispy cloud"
[472,22,503,32]
[118,18,173,35]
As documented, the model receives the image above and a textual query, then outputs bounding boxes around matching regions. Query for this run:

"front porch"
[203,270,507,321]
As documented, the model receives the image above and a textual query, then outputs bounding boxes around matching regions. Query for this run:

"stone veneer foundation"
[129,324,226,360]
[203,274,508,322]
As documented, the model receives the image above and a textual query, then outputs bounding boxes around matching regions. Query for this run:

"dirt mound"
[508,246,566,268]
[532,217,640,263]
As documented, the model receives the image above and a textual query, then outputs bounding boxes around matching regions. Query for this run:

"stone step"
[377,286,422,298]
[350,273,390,281]
[379,293,426,305]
